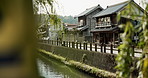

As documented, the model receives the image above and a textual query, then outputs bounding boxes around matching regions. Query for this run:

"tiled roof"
[91,26,119,32]
[77,25,89,31]
[93,1,129,17]
[76,5,103,17]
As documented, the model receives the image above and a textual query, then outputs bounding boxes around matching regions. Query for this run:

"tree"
[33,0,62,39]
[115,0,148,78]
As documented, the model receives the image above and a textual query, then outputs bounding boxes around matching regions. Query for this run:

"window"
[79,20,84,26]
[106,17,111,25]
[97,17,111,27]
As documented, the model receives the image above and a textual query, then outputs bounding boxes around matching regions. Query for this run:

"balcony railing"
[95,23,118,28]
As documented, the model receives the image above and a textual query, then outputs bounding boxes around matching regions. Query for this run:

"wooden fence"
[40,40,143,57]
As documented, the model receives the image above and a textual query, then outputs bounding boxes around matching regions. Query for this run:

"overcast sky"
[55,0,146,16]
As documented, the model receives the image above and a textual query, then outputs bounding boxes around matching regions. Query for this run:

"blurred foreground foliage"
[115,0,148,78]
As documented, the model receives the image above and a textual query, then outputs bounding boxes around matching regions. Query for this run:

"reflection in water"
[37,54,94,78]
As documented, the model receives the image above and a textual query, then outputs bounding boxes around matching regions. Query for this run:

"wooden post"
[83,43,85,50]
[66,41,68,47]
[63,41,65,46]
[90,43,92,51]
[104,43,106,53]
[95,43,97,52]
[69,41,71,47]
[72,42,75,48]
[80,42,82,49]
[118,44,120,53]
[101,43,103,52]
[76,42,78,49]
[61,41,62,46]
[85,43,87,50]
[110,43,113,54]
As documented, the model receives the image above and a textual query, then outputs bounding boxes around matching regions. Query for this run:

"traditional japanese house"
[91,0,144,44]
[75,4,103,42]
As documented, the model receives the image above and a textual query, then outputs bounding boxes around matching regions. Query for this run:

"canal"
[37,54,94,78]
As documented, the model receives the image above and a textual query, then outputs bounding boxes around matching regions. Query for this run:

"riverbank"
[37,52,94,78]
[38,49,116,78]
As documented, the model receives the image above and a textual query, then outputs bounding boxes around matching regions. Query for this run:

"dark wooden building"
[76,4,103,42]
[91,0,144,44]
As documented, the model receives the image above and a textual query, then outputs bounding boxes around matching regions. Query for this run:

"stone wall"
[39,43,117,72]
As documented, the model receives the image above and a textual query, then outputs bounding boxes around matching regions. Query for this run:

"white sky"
[55,0,146,16]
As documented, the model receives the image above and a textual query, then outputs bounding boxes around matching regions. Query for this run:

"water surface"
[37,54,94,78]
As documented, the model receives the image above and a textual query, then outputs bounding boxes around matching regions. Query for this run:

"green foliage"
[116,0,148,78]
[116,1,138,78]
[137,1,148,78]
[49,14,62,27]
[115,22,135,78]
[33,0,62,38]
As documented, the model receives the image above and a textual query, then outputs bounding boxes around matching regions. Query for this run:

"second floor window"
[79,20,84,26]
[97,17,111,26]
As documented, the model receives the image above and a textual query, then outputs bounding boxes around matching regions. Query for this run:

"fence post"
[95,43,97,52]
[76,42,78,49]
[90,43,92,51]
[60,41,62,46]
[83,43,85,50]
[110,43,113,54]
[80,42,81,49]
[101,43,103,52]
[104,43,106,53]
[118,44,120,53]
[63,41,65,46]
[85,43,87,50]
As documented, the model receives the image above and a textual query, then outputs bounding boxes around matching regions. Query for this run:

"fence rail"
[40,40,143,57]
